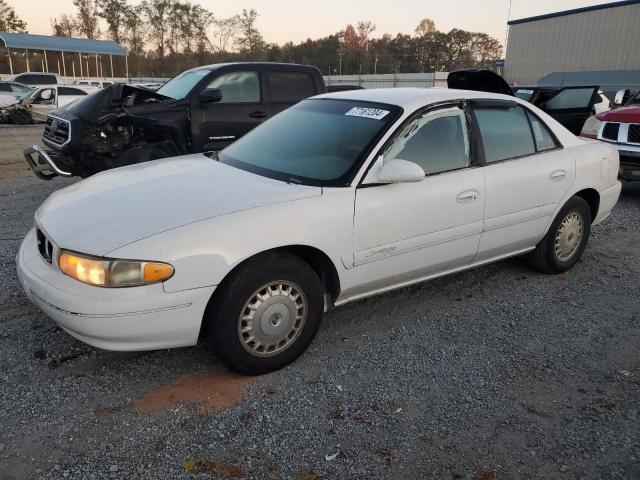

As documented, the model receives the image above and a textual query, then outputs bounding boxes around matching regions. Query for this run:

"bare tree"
[51,15,77,37]
[142,0,172,61]
[0,0,27,32]
[213,15,240,52]
[236,9,265,56]
[97,0,128,43]
[73,0,101,39]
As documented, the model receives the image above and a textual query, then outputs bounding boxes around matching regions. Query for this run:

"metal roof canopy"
[508,0,640,25]
[0,32,127,56]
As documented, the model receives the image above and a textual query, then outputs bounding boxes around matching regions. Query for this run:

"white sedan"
[17,88,621,374]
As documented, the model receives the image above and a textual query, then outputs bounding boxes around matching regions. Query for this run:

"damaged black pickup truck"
[24,62,327,179]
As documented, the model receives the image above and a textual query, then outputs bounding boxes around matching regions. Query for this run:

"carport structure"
[0,32,128,79]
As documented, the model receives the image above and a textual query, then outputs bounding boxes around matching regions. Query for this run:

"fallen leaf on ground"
[327,408,344,420]
[379,449,394,464]
[472,471,494,480]
[183,458,246,477]
[296,469,321,480]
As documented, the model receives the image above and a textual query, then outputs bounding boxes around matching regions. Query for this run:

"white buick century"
[17,88,621,374]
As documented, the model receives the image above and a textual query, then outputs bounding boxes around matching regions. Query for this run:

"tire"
[529,196,592,274]
[204,252,324,375]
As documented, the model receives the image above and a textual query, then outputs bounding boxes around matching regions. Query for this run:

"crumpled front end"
[24,84,188,179]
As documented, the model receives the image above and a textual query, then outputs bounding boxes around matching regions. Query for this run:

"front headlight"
[580,115,602,139]
[59,251,174,287]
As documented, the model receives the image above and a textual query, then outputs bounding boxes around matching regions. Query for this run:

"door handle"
[456,189,479,203]
[249,111,268,119]
[549,169,566,181]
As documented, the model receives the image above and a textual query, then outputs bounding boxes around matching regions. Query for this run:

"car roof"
[314,87,517,109]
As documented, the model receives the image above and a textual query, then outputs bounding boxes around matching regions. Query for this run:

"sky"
[11,0,606,46]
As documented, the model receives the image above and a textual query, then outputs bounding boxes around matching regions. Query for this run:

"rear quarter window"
[269,71,317,103]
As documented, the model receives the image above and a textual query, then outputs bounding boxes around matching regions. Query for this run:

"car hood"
[598,104,640,123]
[0,95,19,108]
[36,155,322,255]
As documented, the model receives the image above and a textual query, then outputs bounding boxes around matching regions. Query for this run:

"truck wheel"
[204,252,324,375]
[529,196,591,274]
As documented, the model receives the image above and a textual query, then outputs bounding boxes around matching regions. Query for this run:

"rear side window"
[269,71,316,103]
[16,74,56,85]
[543,88,595,110]
[474,106,535,163]
[58,87,87,96]
[525,110,559,152]
[208,71,260,103]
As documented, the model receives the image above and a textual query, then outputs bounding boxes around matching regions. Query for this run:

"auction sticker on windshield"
[345,107,390,120]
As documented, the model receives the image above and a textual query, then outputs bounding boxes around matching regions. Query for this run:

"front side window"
[269,71,316,103]
[219,99,400,186]
[474,106,535,163]
[33,88,56,104]
[207,71,260,103]
[384,106,470,175]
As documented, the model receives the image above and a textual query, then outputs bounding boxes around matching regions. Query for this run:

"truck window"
[269,71,316,103]
[208,71,260,103]
[59,87,87,96]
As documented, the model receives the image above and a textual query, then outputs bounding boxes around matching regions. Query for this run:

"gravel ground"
[0,129,639,480]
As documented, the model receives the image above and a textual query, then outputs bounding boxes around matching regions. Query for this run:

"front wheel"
[529,196,592,274]
[204,252,324,375]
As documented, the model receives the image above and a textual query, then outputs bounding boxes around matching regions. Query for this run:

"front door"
[536,86,599,135]
[348,104,485,299]
[470,100,576,261]
[29,88,56,123]
[191,68,268,152]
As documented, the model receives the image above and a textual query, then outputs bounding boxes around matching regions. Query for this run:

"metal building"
[504,0,640,85]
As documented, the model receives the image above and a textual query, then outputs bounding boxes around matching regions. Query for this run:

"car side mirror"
[363,157,425,184]
[198,88,222,104]
[614,89,626,106]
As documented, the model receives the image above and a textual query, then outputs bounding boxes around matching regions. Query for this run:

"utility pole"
[374,55,378,74]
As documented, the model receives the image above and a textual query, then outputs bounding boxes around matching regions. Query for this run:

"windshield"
[629,92,640,105]
[156,69,211,100]
[219,99,401,186]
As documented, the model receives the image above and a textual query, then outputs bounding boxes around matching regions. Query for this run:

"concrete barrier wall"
[324,72,449,89]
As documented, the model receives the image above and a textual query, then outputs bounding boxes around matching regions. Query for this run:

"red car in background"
[581,91,640,181]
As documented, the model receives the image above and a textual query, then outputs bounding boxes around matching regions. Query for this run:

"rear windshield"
[219,99,401,186]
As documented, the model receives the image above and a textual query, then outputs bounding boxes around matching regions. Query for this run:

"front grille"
[602,122,620,141]
[43,116,70,146]
[628,124,640,144]
[36,228,53,264]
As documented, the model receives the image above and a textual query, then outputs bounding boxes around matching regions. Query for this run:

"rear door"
[470,99,575,261]
[265,69,320,117]
[535,86,599,135]
[190,66,267,152]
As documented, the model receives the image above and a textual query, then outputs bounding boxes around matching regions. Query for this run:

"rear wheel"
[529,196,591,274]
[204,252,324,375]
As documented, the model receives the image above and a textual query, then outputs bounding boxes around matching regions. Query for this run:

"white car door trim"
[353,221,484,266]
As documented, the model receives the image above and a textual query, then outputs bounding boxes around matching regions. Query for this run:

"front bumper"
[602,141,640,181]
[23,145,73,180]
[16,228,215,351]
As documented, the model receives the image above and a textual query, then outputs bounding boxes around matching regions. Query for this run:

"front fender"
[107,189,355,293]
